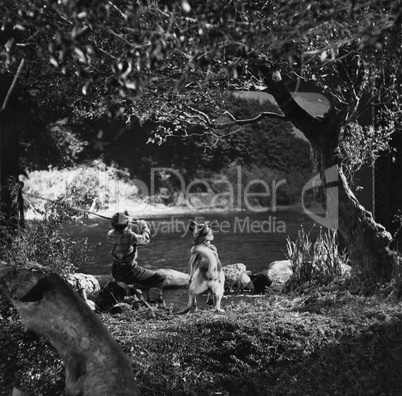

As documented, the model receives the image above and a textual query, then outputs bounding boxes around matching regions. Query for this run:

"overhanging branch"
[1,59,25,112]
[181,106,288,130]
[262,71,326,141]
[215,110,288,128]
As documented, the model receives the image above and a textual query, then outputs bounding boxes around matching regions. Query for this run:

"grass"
[1,283,402,395]
[285,226,348,292]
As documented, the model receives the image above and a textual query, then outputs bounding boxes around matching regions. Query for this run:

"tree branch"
[215,110,288,128]
[1,59,25,112]
[175,106,288,132]
[261,71,325,141]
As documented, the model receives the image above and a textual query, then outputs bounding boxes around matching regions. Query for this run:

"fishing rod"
[85,211,112,220]
[25,193,138,222]
[85,210,139,224]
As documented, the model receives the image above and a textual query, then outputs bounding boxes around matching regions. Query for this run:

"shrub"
[24,160,140,213]
[284,226,348,291]
[0,194,89,279]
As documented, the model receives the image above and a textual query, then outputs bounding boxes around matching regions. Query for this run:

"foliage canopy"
[1,0,401,149]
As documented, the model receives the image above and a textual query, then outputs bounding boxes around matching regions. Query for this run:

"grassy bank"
[1,282,402,395]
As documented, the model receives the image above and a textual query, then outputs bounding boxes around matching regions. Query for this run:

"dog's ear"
[200,223,209,235]
[209,220,218,231]
[188,220,197,233]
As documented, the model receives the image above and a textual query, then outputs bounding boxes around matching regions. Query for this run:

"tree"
[0,60,30,229]
[143,0,401,288]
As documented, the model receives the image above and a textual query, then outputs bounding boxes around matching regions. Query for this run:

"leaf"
[181,0,191,13]
[82,82,89,95]
[74,48,86,63]
[49,56,59,67]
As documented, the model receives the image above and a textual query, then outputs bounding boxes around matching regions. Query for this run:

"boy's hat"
[111,212,129,228]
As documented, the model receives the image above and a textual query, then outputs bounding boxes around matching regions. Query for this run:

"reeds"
[285,225,348,288]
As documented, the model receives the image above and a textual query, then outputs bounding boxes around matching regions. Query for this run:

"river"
[63,208,319,308]
[68,208,317,275]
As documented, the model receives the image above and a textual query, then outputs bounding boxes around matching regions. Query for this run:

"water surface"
[64,209,319,308]
[69,209,318,276]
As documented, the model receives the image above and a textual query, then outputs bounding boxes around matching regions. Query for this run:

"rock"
[341,263,352,275]
[77,288,100,311]
[223,263,254,292]
[250,272,272,294]
[155,268,190,288]
[93,274,113,288]
[67,273,100,296]
[267,260,293,284]
[225,263,247,272]
[237,272,254,291]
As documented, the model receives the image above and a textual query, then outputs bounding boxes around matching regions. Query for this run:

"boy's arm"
[131,220,151,245]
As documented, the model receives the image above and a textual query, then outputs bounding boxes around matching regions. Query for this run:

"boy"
[107,211,165,304]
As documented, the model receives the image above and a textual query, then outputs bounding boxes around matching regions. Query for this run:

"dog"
[179,220,225,314]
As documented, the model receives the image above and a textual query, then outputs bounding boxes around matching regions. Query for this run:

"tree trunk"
[0,70,26,230]
[311,127,394,287]
[0,260,140,396]
[264,75,395,287]
[337,169,394,288]
[309,125,395,287]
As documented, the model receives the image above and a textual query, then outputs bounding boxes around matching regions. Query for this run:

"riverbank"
[1,282,402,395]
[24,195,305,222]
[22,164,309,221]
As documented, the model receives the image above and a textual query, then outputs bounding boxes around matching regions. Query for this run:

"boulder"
[155,268,190,288]
[341,263,352,275]
[237,272,254,292]
[223,263,254,292]
[67,273,100,296]
[94,274,113,288]
[250,272,272,294]
[267,260,293,284]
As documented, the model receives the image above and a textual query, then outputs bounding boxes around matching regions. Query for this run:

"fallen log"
[0,260,139,396]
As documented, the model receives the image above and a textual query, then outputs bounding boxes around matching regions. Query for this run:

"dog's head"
[189,220,217,245]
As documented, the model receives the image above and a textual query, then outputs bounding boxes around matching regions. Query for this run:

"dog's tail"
[178,305,192,315]
[178,293,195,314]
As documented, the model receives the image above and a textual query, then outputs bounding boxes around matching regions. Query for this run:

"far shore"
[25,199,308,221]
